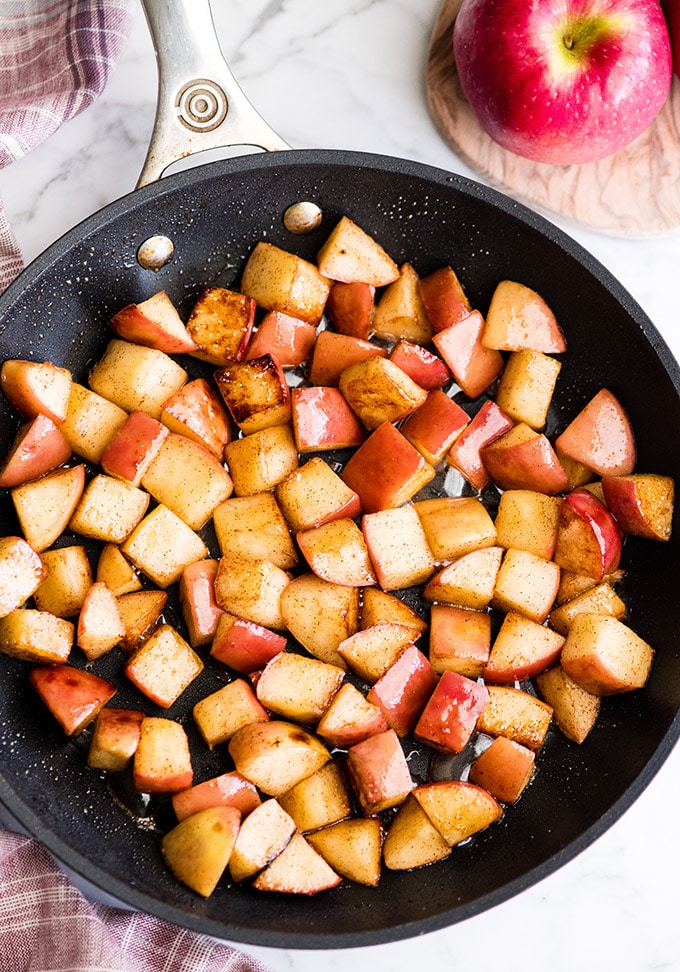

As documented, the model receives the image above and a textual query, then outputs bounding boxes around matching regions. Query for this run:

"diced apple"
[560,613,654,696]
[210,611,286,673]
[414,670,489,753]
[34,545,93,618]
[178,559,223,647]
[161,805,241,898]
[307,817,382,886]
[132,716,193,793]
[228,720,331,797]
[534,664,600,743]
[0,358,72,424]
[77,581,125,661]
[275,456,361,533]
[476,685,553,751]
[372,262,432,344]
[338,622,417,682]
[494,350,562,429]
[291,386,364,453]
[240,241,331,325]
[480,422,569,494]
[382,794,451,871]
[214,493,297,573]
[171,772,261,823]
[423,545,504,610]
[555,388,636,477]
[160,378,232,460]
[362,504,436,591]
[121,505,209,588]
[491,549,561,623]
[185,285,255,364]
[316,682,388,748]
[252,831,341,895]
[280,573,358,667]
[325,280,375,340]
[0,609,73,664]
[345,728,413,814]
[485,610,565,682]
[214,353,291,434]
[0,536,47,618]
[193,678,269,749]
[116,589,167,654]
[433,311,504,399]
[482,279,566,352]
[360,586,428,636]
[214,554,289,630]
[228,798,296,882]
[548,581,626,635]
[414,496,497,562]
[224,423,299,496]
[428,603,491,678]
[494,489,562,560]
[69,474,150,543]
[125,623,204,708]
[418,265,472,333]
[445,399,514,491]
[245,310,317,366]
[88,339,187,420]
[11,464,85,553]
[110,291,198,355]
[297,517,377,587]
[29,664,116,735]
[100,410,169,486]
[389,340,452,390]
[308,330,387,387]
[316,216,399,286]
[367,644,438,737]
[0,414,71,488]
[87,707,144,772]
[601,473,674,541]
[338,356,428,431]
[278,760,352,833]
[553,488,622,581]
[400,390,469,465]
[256,651,345,724]
[469,736,535,804]
[412,780,503,846]
[60,383,127,464]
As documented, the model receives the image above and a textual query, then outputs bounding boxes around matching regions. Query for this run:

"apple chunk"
[161,806,241,898]
[482,280,566,352]
[553,488,622,580]
[554,388,636,477]
[560,613,654,696]
[412,780,502,846]
[29,664,116,735]
[0,414,71,488]
[0,536,47,618]
[316,215,399,286]
[228,720,331,797]
[0,358,72,424]
[110,290,198,354]
[601,473,674,541]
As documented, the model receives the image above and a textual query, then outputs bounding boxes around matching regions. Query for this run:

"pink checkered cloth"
[0,4,271,967]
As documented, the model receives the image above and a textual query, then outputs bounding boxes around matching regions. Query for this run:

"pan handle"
[137,0,290,187]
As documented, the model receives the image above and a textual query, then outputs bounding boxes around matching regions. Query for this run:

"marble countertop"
[1,2,679,970]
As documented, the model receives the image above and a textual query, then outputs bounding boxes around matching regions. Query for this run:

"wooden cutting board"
[426,0,680,237]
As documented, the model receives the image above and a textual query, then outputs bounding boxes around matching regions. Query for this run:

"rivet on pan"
[283,201,323,235]
[137,235,175,271]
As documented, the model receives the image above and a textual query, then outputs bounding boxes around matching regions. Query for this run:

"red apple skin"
[210,614,287,674]
[554,388,636,477]
[418,266,471,332]
[433,311,504,400]
[161,378,232,460]
[172,771,261,822]
[100,410,169,486]
[453,0,672,165]
[389,341,452,390]
[308,330,387,387]
[325,281,375,340]
[29,664,117,736]
[553,488,623,580]
[661,0,680,75]
[0,359,72,424]
[179,559,223,647]
[245,311,317,366]
[110,302,198,354]
[291,386,365,452]
[346,729,414,814]
[0,414,72,488]
[601,473,674,540]
[414,670,489,754]
[446,400,514,491]
[367,645,438,737]
[401,389,470,465]
[341,421,435,513]
[481,428,569,495]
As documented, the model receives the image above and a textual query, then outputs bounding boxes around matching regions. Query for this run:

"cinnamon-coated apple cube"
[87,707,144,772]
[34,545,93,618]
[360,586,428,636]
[253,831,342,895]
[343,422,435,515]
[229,720,331,797]
[280,573,358,667]
[0,414,71,488]
[316,216,399,286]
[445,399,514,491]
[428,603,491,678]
[338,622,416,683]
[228,798,296,883]
[125,623,204,708]
[433,311,504,399]
[601,472,674,541]
[0,609,73,663]
[30,663,116,735]
[245,310,317,366]
[100,410,169,487]
[224,423,298,496]
[110,290,198,354]
[178,559,222,647]
[172,772,261,823]
[481,423,569,494]
[193,678,269,749]
[482,279,566,352]
[291,385,365,453]
[133,716,193,793]
[278,760,352,833]
[325,280,375,340]
[414,496,497,563]
[0,536,46,617]
[275,457,361,533]
[297,518,377,587]
[389,340,452,390]
[210,612,286,673]
[315,682,388,748]
[88,339,187,420]
[368,644,437,737]
[0,358,72,424]
[307,817,382,887]
[161,805,241,898]
[214,554,289,630]
[339,356,428,431]
[213,493,297,570]
[477,685,553,751]
[240,241,331,325]
[308,330,387,387]
[161,378,232,460]
[69,474,150,543]
[12,463,85,554]
[346,728,413,814]
[412,780,503,846]
[491,549,561,623]
[485,610,565,683]
[362,504,435,591]
[548,581,626,635]
[469,736,535,804]
[400,390,469,465]
[553,488,622,581]
[372,262,433,344]
[555,388,636,477]
[141,433,233,531]
[186,285,255,365]
[495,349,562,429]
[256,650,345,724]
[423,545,504,610]
[121,505,209,588]
[414,669,488,753]
[214,353,291,434]
[383,793,451,871]
[556,447,596,491]
[116,589,167,654]
[77,581,125,661]
[418,265,472,333]
[560,613,654,696]
[494,490,562,560]
[534,665,601,744]
[61,383,127,463]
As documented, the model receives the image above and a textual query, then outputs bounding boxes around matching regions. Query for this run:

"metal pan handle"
[137,0,290,187]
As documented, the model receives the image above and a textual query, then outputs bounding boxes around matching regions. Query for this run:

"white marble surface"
[1,2,679,970]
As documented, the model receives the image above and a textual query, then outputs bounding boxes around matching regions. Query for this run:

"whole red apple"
[453,0,672,164]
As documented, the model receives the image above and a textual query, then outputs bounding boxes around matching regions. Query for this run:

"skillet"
[0,0,678,950]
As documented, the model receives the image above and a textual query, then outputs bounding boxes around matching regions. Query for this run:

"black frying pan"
[0,0,678,951]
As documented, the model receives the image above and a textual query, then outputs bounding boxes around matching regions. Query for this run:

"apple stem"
[563,34,574,50]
